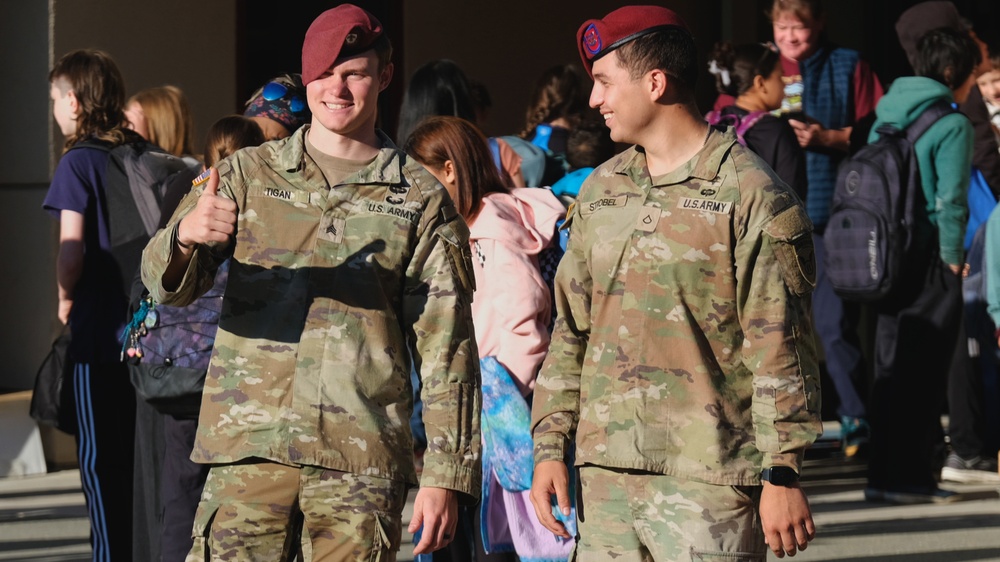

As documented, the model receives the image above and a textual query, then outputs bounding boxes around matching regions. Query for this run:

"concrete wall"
[0,1,237,392]
[51,0,239,155]
[0,1,59,392]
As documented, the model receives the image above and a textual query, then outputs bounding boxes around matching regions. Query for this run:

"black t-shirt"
[720,105,808,203]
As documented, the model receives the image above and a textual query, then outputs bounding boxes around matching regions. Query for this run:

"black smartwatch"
[760,467,799,486]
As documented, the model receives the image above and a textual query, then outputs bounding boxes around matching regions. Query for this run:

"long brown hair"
[49,49,130,151]
[404,116,507,222]
[519,64,587,139]
[129,85,195,157]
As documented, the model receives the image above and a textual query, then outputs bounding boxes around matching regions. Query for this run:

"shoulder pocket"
[435,217,476,294]
[762,204,816,296]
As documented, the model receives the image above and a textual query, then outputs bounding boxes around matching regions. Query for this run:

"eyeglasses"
[262,82,306,113]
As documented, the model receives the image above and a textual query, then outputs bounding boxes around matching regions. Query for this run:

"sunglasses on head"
[262,82,306,113]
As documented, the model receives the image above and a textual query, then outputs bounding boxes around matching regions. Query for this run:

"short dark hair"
[613,27,699,95]
[914,27,981,90]
[566,116,616,170]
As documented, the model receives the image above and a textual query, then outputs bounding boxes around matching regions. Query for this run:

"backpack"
[824,100,955,302]
[69,135,194,289]
[705,109,768,146]
[537,221,566,330]
[122,260,229,418]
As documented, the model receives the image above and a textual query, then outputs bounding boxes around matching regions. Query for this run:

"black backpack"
[824,100,955,302]
[69,135,194,289]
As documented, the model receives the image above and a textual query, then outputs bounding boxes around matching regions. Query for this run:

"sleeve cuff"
[533,433,571,465]
[761,451,806,473]
[418,455,481,505]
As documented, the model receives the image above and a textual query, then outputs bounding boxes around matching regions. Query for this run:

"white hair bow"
[708,60,731,87]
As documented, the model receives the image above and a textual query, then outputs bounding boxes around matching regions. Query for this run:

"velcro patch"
[677,197,733,215]
[363,202,421,223]
[636,206,661,232]
[581,194,628,215]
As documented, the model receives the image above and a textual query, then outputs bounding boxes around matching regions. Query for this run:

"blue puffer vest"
[800,44,859,229]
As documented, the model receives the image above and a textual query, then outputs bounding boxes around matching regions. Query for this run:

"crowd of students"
[41,1,1000,561]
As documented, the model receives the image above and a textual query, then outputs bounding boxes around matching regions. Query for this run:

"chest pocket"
[239,185,319,268]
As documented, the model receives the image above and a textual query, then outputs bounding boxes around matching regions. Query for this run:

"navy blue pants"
[813,232,869,418]
[74,362,136,562]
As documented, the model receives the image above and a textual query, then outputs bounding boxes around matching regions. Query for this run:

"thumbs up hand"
[176,167,238,251]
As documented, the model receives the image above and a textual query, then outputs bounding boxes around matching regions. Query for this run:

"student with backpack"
[706,41,808,202]
[861,27,979,504]
[406,116,570,562]
[42,48,138,562]
[124,115,266,562]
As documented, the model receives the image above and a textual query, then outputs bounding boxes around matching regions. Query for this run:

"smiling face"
[772,12,823,62]
[978,69,1000,107]
[589,52,655,145]
[306,51,392,142]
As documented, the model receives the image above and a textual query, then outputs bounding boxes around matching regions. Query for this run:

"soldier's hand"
[760,481,816,558]
[176,167,237,250]
[529,460,572,539]
[409,487,457,555]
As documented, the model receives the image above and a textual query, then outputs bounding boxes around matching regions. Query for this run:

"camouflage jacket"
[142,128,481,500]
[531,128,822,486]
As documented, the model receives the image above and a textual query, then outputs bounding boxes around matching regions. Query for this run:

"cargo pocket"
[689,550,764,561]
[762,205,816,296]
[188,501,220,561]
[369,511,400,562]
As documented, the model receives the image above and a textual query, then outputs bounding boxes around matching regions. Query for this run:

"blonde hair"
[128,85,195,157]
[769,0,824,24]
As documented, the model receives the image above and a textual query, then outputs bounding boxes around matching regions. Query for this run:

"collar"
[613,127,738,187]
[278,126,405,185]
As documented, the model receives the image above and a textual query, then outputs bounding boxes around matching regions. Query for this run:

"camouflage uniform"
[143,127,481,560]
[531,128,822,559]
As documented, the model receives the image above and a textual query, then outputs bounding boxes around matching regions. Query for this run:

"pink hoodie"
[469,187,565,395]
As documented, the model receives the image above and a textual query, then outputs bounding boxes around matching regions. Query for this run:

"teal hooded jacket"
[868,76,974,267]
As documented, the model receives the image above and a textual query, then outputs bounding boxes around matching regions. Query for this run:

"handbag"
[29,329,77,435]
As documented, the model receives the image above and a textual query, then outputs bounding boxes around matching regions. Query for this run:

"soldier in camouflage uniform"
[141,5,480,561]
[528,6,822,561]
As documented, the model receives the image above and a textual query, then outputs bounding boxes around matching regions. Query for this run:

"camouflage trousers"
[575,466,765,562]
[186,460,408,562]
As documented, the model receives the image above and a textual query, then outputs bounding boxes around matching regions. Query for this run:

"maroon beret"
[301,4,383,85]
[577,5,690,77]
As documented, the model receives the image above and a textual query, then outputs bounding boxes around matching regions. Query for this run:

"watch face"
[764,467,798,485]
